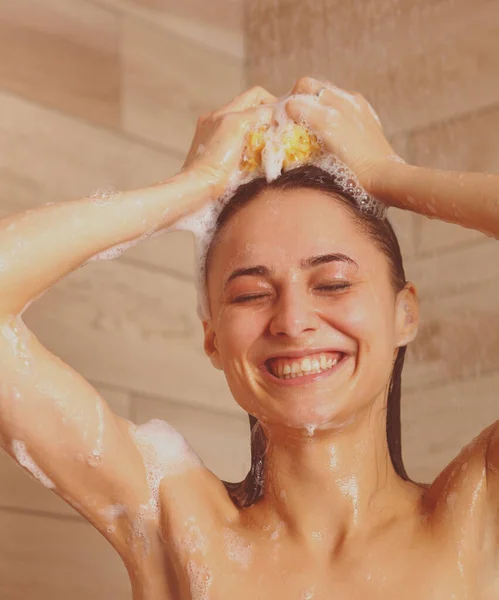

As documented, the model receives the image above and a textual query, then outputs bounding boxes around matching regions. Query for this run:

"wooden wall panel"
[93,0,244,58]
[122,17,245,154]
[246,0,499,136]
[0,0,121,128]
[403,276,499,392]
[0,91,198,278]
[0,511,131,599]
[402,371,499,482]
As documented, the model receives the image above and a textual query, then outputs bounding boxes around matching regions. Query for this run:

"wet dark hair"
[204,164,409,508]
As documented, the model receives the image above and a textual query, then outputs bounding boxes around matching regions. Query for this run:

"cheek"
[217,309,264,355]
[335,290,395,345]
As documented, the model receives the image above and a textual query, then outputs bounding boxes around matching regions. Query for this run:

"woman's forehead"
[208,187,382,281]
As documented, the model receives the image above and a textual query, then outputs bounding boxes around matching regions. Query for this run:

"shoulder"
[423,421,498,554]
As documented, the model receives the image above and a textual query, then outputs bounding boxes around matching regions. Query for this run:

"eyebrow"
[223,253,358,289]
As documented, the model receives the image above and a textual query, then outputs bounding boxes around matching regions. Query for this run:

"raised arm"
[0,87,275,556]
[286,76,499,239]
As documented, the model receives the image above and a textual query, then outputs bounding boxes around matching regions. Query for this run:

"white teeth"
[301,358,312,372]
[269,353,343,379]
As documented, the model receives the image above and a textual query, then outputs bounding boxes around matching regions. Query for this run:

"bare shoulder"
[422,422,498,561]
[424,421,497,510]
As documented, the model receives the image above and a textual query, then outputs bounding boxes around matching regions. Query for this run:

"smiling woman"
[202,164,417,507]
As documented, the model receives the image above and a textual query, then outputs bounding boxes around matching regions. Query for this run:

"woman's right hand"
[181,86,276,198]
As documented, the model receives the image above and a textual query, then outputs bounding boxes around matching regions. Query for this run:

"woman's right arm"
[0,86,275,557]
[0,172,214,316]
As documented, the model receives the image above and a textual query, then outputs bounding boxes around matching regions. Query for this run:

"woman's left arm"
[286,76,499,239]
[370,161,499,240]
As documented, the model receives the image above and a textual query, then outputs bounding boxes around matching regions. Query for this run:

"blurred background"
[0,0,498,597]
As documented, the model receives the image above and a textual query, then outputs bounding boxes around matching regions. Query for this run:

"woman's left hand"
[286,77,400,194]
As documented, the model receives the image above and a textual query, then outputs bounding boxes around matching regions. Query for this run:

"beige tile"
[404,238,499,299]
[122,16,245,154]
[0,510,131,599]
[247,0,499,136]
[0,0,120,127]
[402,276,499,392]
[94,0,244,58]
[0,91,182,206]
[133,396,251,483]
[0,386,130,517]
[22,259,238,415]
[0,90,197,276]
[386,207,417,258]
[401,371,499,483]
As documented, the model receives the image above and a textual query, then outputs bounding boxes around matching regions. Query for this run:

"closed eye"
[233,284,351,303]
[317,284,351,292]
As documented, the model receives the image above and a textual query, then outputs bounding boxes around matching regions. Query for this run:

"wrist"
[363,157,414,209]
[177,165,228,200]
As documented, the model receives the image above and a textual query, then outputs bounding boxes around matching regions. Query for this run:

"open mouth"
[262,351,347,384]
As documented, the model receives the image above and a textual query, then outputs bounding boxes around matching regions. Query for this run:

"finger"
[286,97,338,132]
[214,86,277,118]
[221,104,275,134]
[291,76,330,96]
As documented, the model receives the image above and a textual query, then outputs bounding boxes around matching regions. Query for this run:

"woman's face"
[204,187,417,433]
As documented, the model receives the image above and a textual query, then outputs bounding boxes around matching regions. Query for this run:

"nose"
[268,285,319,338]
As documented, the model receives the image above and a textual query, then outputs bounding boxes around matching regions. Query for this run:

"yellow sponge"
[240,124,320,171]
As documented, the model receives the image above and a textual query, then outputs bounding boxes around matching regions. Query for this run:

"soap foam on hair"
[178,93,387,321]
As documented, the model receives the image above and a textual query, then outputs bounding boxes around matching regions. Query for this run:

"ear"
[394,282,419,348]
[202,320,223,371]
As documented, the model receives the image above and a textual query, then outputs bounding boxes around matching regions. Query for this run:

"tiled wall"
[0,0,248,597]
[246,0,499,482]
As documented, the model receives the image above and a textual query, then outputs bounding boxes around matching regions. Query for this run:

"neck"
[247,396,422,548]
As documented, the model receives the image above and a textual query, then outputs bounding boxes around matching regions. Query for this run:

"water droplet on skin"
[90,185,120,204]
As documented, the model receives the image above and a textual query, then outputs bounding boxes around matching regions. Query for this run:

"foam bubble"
[305,424,317,437]
[87,398,105,467]
[186,559,213,600]
[131,420,203,512]
[269,520,285,541]
[181,516,207,555]
[12,439,56,489]
[223,528,253,567]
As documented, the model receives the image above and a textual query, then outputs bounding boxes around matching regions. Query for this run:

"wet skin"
[0,187,497,599]
[118,188,497,599]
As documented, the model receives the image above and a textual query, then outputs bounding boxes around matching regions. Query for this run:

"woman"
[0,77,497,599]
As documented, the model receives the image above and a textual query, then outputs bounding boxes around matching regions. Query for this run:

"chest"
[163,519,487,600]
